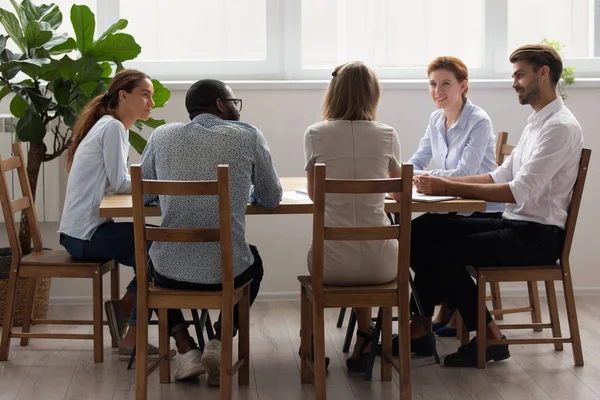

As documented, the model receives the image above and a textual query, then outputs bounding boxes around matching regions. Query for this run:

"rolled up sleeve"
[506,124,575,205]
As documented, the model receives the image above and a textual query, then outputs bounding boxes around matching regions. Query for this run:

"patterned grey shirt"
[140,113,282,284]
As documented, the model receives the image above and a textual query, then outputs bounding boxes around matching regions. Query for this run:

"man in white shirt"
[409,44,584,367]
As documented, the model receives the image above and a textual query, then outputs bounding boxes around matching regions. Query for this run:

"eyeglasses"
[221,98,243,112]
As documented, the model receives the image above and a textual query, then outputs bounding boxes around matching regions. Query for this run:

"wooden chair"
[131,164,251,400]
[298,163,413,400]
[0,143,119,363]
[467,148,590,368]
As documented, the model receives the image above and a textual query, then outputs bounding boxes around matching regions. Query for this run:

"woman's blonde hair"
[322,61,380,121]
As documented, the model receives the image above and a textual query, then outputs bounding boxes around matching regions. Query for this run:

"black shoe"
[411,334,434,357]
[346,329,373,373]
[298,339,330,371]
[443,336,510,367]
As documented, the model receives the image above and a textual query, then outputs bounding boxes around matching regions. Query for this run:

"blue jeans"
[60,222,147,327]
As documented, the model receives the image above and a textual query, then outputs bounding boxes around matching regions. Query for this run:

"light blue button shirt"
[408,99,504,213]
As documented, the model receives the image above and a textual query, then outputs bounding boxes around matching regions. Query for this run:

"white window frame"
[91,0,600,81]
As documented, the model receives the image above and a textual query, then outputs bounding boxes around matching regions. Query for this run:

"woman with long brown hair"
[59,69,160,360]
[303,61,403,373]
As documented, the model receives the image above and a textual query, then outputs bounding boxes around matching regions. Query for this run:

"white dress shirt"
[490,98,583,229]
[59,115,131,240]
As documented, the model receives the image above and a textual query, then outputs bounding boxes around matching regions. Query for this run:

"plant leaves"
[16,109,46,143]
[89,33,140,62]
[73,56,103,83]
[95,18,127,44]
[0,7,25,52]
[0,57,50,72]
[139,117,166,129]
[39,3,62,30]
[0,85,11,101]
[151,79,170,108]
[25,20,52,49]
[10,94,27,118]
[59,105,77,127]
[128,129,147,154]
[99,61,111,77]
[0,34,7,53]
[70,4,95,55]
[12,83,51,114]
[52,77,71,105]
[113,56,124,72]
[42,32,68,50]
[48,37,76,55]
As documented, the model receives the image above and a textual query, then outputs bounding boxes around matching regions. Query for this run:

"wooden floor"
[1,296,600,400]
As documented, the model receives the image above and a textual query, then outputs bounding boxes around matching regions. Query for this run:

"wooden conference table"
[99,177,486,218]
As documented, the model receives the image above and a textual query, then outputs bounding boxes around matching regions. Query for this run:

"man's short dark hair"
[509,44,563,86]
[185,79,230,119]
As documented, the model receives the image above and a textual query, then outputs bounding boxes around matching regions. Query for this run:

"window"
[2,0,599,80]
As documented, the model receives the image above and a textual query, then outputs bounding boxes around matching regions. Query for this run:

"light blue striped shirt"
[408,99,504,213]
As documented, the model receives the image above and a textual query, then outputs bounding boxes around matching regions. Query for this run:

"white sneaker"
[174,348,206,381]
[201,339,221,386]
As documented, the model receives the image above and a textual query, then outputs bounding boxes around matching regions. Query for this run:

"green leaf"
[99,61,111,77]
[10,93,27,117]
[59,105,77,127]
[0,57,50,72]
[0,85,11,101]
[89,33,140,62]
[95,18,127,44]
[113,56,124,72]
[56,54,76,79]
[70,4,95,55]
[0,34,7,53]
[12,83,51,114]
[128,130,147,154]
[25,20,52,49]
[9,0,28,33]
[140,117,166,129]
[39,4,62,30]
[16,109,46,143]
[90,79,108,97]
[52,77,71,105]
[74,56,103,83]
[48,36,75,54]
[0,7,25,52]
[42,32,68,50]
[151,79,170,108]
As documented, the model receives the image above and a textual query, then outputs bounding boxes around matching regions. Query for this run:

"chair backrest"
[495,131,515,166]
[130,164,234,298]
[0,143,43,261]
[561,149,592,264]
[311,163,413,293]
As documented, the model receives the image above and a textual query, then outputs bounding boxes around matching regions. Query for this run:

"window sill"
[162,78,600,91]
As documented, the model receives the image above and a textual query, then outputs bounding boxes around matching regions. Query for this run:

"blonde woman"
[303,62,402,373]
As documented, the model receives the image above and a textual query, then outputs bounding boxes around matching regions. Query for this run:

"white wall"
[1,82,599,301]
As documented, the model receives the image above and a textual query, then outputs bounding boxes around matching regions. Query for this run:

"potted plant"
[0,0,168,324]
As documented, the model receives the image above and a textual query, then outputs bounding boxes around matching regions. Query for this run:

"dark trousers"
[410,213,564,331]
[60,222,141,326]
[150,245,264,337]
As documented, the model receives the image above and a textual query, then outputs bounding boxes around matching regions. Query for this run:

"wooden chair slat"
[10,196,31,214]
[1,156,21,171]
[145,227,220,242]
[142,180,218,195]
[324,226,399,241]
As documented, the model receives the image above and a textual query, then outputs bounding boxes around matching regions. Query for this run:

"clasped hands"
[413,174,450,196]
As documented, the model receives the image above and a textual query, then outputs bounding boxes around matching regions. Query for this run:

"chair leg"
[238,285,250,386]
[336,308,347,328]
[365,308,382,381]
[0,264,19,361]
[545,280,563,351]
[135,296,150,400]
[300,286,313,384]
[19,277,37,346]
[477,275,487,369]
[220,302,234,400]
[490,282,503,320]
[158,308,171,384]
[398,281,412,400]
[92,271,104,363]
[110,261,120,348]
[561,263,584,366]
[527,281,543,332]
[380,307,393,382]
[312,299,327,400]
[342,308,356,353]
